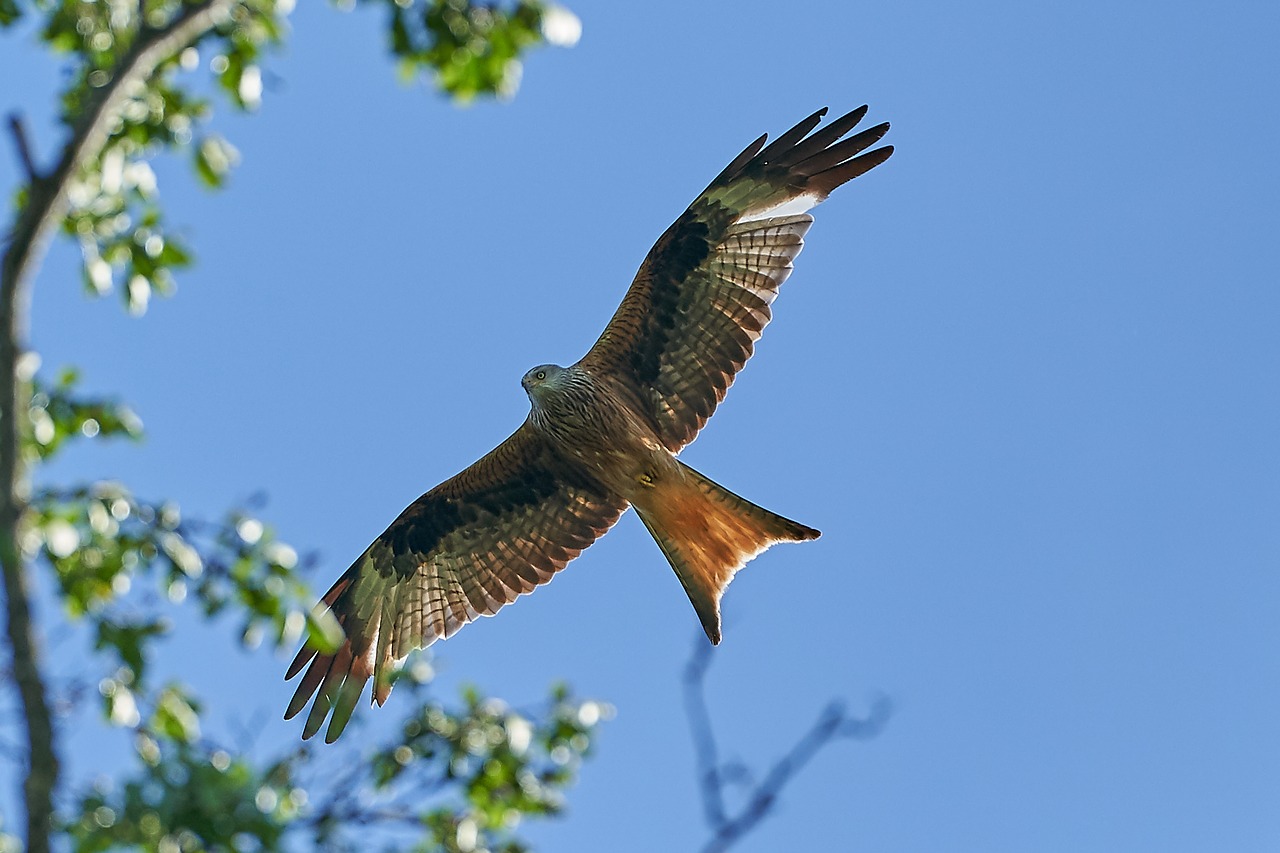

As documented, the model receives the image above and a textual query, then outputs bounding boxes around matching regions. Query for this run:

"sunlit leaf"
[26,370,143,461]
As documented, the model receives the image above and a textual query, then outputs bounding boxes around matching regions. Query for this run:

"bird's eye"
[534,370,546,381]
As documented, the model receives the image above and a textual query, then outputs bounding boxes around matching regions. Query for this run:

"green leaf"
[151,685,202,743]
[26,370,144,460]
[94,617,168,682]
[194,135,240,188]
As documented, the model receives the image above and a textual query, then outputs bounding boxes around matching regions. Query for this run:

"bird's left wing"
[579,106,893,452]
[285,421,627,742]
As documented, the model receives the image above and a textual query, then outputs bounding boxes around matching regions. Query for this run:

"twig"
[230,706,269,754]
[0,4,236,852]
[683,640,726,828]
[6,115,39,184]
[682,634,892,853]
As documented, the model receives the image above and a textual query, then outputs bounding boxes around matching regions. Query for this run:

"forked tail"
[632,461,820,644]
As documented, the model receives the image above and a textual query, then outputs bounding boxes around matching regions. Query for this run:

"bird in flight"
[286,106,893,741]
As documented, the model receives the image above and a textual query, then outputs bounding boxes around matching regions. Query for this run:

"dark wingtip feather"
[798,121,891,173]
[302,691,331,740]
[709,131,770,187]
[283,691,307,722]
[757,107,829,162]
[301,645,353,739]
[868,143,895,166]
[774,104,870,168]
[373,674,393,706]
[301,710,324,740]
[325,679,365,743]
[285,645,315,681]
[284,655,330,720]
[287,573,353,681]
[810,144,894,194]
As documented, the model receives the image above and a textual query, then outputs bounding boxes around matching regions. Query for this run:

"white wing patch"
[737,191,822,223]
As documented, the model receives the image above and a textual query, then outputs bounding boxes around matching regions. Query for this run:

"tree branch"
[682,635,892,853]
[6,115,38,184]
[0,3,235,851]
[683,640,727,828]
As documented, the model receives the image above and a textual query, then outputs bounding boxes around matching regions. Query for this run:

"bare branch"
[6,114,38,184]
[683,639,727,828]
[683,634,892,853]
[308,755,456,827]
[0,4,236,851]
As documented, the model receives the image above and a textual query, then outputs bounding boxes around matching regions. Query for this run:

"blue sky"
[4,0,1280,850]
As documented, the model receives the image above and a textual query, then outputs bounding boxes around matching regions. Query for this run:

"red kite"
[287,106,893,741]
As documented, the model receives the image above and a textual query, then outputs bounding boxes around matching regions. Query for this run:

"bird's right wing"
[285,421,627,742]
[579,106,893,452]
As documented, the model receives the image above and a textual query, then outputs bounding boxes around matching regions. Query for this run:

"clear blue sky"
[4,1,1279,850]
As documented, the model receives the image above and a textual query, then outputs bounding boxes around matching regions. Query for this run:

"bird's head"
[521,363,568,402]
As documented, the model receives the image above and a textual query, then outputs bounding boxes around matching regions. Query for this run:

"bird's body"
[286,106,894,741]
[523,364,665,487]
[522,361,820,637]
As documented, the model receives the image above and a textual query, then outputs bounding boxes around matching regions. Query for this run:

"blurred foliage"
[27,366,144,461]
[65,736,300,852]
[380,0,579,101]
[3,0,594,850]
[38,0,288,314]
[29,478,318,674]
[311,675,607,852]
[6,0,574,314]
[55,668,606,852]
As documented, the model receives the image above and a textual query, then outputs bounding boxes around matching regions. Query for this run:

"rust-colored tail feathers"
[632,462,819,643]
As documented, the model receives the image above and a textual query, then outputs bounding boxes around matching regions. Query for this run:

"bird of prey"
[286,106,893,741]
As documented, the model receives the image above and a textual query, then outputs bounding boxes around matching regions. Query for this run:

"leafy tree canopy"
[1,3,599,851]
